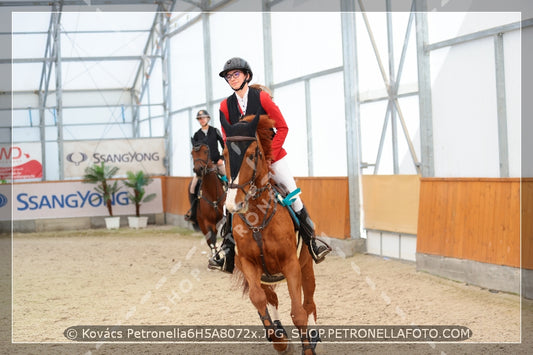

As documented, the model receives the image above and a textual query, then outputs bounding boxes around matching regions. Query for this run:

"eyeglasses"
[225,71,242,81]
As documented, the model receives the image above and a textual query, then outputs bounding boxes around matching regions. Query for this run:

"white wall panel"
[169,21,205,110]
[400,234,416,262]
[309,72,346,176]
[209,12,264,101]
[171,111,192,177]
[366,230,381,256]
[270,12,342,83]
[431,37,500,177]
[429,12,521,178]
[274,83,308,176]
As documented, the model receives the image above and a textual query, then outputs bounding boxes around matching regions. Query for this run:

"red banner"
[0,143,43,181]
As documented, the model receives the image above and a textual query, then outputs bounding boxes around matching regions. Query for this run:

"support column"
[52,3,64,180]
[340,0,363,245]
[262,0,274,89]
[494,33,509,178]
[161,11,173,176]
[202,12,213,111]
[38,92,46,181]
[386,0,399,173]
[415,0,434,177]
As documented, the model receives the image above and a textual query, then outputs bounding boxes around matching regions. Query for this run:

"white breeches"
[270,156,303,212]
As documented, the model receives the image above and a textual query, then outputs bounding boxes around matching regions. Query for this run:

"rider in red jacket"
[208,57,331,273]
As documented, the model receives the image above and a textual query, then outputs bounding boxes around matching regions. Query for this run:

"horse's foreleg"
[205,228,217,256]
[242,262,288,352]
[301,255,317,324]
[282,257,315,355]
[263,285,290,346]
[301,255,321,353]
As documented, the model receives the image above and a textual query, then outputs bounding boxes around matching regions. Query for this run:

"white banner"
[63,138,166,178]
[0,143,43,181]
[0,179,163,221]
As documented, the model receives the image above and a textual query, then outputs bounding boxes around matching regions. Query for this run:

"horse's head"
[190,139,211,177]
[220,112,271,214]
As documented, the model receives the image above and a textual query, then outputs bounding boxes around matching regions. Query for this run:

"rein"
[237,188,277,277]
[226,134,278,277]
[197,171,226,211]
[193,146,225,214]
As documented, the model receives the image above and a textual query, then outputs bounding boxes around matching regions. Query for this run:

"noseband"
[193,145,216,177]
[225,136,270,201]
[226,135,278,279]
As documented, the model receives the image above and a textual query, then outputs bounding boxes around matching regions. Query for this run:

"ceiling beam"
[5,55,161,64]
[0,0,161,6]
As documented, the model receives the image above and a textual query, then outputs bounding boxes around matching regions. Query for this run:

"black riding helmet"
[196,109,210,121]
[219,57,253,91]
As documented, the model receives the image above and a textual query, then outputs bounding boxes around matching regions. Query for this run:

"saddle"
[271,183,301,231]
[262,183,304,284]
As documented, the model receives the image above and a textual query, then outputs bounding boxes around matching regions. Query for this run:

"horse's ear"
[250,112,260,133]
[220,112,231,133]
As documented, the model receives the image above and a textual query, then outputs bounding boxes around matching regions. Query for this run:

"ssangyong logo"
[66,152,88,166]
[0,193,7,208]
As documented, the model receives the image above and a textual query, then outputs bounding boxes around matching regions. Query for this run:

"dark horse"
[220,113,320,354]
[190,141,226,256]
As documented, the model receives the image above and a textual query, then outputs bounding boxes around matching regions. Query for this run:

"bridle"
[193,144,217,178]
[226,134,278,278]
[192,144,225,211]
[225,136,271,204]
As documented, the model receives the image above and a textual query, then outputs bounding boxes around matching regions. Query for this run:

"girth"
[237,188,277,278]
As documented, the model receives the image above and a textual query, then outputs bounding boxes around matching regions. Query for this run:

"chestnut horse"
[220,113,320,354]
[190,142,226,256]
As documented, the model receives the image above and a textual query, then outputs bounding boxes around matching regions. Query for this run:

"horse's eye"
[248,154,254,161]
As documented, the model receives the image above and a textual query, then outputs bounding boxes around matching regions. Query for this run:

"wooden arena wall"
[416,178,527,270]
[163,175,527,270]
[162,175,420,240]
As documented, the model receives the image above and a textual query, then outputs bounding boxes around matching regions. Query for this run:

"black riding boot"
[208,214,235,273]
[185,192,199,231]
[296,206,331,263]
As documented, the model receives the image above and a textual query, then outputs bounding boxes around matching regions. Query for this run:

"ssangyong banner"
[0,179,163,221]
[0,143,43,181]
[63,138,166,178]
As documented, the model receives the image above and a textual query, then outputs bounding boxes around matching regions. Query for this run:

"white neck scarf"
[236,88,249,114]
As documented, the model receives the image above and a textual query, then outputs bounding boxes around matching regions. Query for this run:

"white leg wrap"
[267,304,280,321]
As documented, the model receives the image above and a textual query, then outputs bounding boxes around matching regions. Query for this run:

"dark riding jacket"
[219,86,288,163]
[192,126,225,163]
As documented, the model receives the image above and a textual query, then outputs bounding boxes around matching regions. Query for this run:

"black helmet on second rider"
[219,57,253,91]
[196,109,210,121]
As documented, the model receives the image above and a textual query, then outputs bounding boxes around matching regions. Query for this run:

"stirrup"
[309,238,331,264]
[208,252,233,274]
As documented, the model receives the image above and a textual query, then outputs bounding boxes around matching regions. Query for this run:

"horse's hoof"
[313,341,324,354]
[275,341,295,354]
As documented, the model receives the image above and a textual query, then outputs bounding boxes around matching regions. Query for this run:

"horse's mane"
[242,114,275,163]
[249,84,273,99]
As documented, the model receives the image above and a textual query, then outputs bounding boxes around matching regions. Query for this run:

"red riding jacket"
[219,87,288,163]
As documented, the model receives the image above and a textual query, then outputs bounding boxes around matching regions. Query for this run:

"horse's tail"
[232,268,278,300]
[232,268,249,296]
